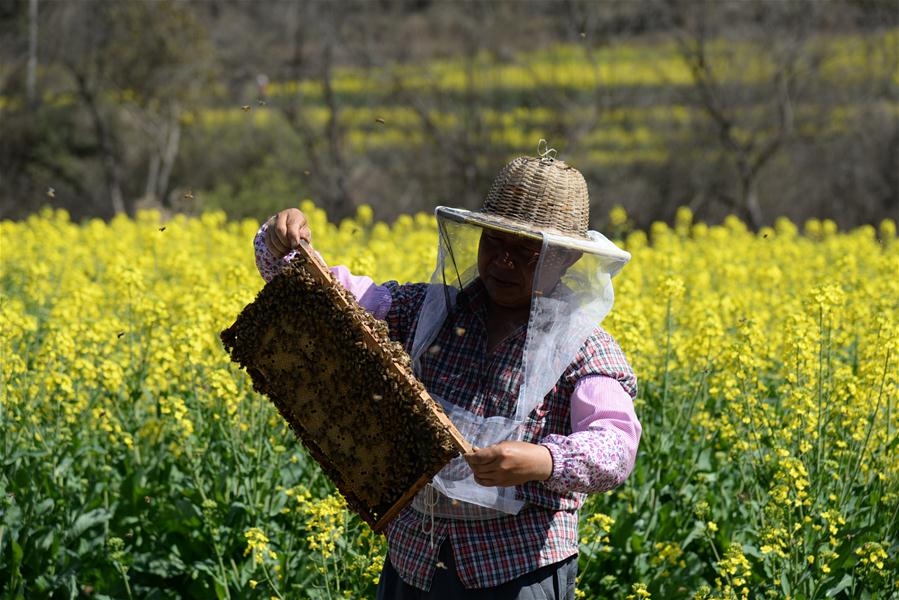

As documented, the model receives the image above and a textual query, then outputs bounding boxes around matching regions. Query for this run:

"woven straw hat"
[437,141,630,260]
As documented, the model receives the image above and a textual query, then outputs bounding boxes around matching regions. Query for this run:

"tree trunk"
[144,154,160,202]
[26,0,38,108]
[743,177,764,230]
[71,67,126,216]
[322,41,352,217]
[156,111,181,207]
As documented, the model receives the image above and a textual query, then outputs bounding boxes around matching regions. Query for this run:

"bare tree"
[386,1,516,211]
[40,0,213,216]
[662,0,817,229]
[276,2,357,218]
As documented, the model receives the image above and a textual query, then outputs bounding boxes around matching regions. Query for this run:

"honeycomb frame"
[221,243,471,531]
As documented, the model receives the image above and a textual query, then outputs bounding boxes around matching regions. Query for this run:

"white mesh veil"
[410,207,630,520]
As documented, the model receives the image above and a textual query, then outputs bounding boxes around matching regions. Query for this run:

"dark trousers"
[376,540,577,599]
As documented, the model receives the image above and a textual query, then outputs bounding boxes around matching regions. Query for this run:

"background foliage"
[1,0,897,229]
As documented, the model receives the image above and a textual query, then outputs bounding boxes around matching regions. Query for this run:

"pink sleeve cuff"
[539,375,642,494]
[540,428,631,494]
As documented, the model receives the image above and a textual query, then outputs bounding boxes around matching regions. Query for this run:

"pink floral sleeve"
[540,376,642,494]
[253,218,392,319]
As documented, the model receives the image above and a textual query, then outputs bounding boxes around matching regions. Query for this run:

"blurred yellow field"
[1,205,896,598]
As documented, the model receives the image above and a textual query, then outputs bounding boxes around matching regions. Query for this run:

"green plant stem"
[262,561,284,600]
[113,561,134,600]
[186,448,233,600]
[839,350,890,507]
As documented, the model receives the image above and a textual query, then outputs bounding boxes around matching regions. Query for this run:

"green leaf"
[11,538,23,569]
[885,433,899,452]
[34,498,54,515]
[68,508,111,539]
[741,543,762,559]
[53,457,74,480]
[826,574,853,597]
[781,574,792,597]
[36,529,56,550]
[214,578,228,600]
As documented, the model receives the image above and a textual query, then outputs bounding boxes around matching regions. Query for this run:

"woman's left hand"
[463,441,553,487]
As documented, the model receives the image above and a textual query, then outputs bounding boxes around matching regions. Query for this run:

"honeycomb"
[220,248,470,531]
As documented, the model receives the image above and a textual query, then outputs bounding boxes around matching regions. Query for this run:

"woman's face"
[477,229,543,309]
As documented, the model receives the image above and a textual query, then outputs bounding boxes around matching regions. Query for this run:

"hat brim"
[436,206,631,264]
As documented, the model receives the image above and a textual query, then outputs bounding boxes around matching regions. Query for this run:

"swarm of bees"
[221,253,468,530]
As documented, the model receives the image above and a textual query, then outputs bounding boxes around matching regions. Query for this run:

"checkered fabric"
[381,278,636,590]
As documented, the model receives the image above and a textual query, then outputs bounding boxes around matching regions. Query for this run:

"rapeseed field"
[1,205,896,598]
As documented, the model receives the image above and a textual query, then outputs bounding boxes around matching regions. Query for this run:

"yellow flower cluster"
[580,511,615,549]
[855,542,888,569]
[651,541,685,569]
[2,203,896,597]
[302,494,346,561]
[244,527,277,565]
[714,544,752,597]
[627,582,653,599]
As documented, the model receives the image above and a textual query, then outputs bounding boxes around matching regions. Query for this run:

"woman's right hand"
[265,208,312,258]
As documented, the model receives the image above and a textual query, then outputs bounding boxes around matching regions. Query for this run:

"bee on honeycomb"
[221,252,466,529]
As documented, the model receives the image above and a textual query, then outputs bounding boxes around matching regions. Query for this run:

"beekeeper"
[254,142,641,599]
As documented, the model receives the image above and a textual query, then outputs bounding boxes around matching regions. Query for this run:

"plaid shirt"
[253,221,640,590]
[381,279,636,590]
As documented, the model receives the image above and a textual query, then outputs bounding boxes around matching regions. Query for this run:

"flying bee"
[241,105,252,112]
[158,226,166,232]
[47,187,55,198]
[374,117,386,124]
[117,331,125,338]
[184,189,195,201]
[257,99,267,106]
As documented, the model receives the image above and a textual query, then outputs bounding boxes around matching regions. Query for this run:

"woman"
[254,147,641,599]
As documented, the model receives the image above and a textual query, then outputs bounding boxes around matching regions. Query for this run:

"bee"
[241,105,252,112]
[257,99,267,106]
[303,170,311,176]
[455,327,466,337]
[158,226,166,232]
[436,560,447,570]
[374,117,386,125]
[580,31,586,39]
[47,187,56,198]
[184,189,195,201]
[117,331,125,338]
